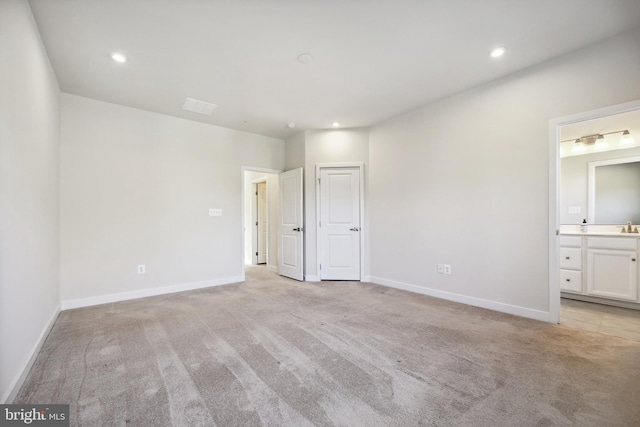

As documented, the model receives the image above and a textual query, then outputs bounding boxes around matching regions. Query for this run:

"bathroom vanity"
[559,152,640,309]
[560,227,640,308]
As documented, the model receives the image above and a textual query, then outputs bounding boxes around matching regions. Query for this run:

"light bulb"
[620,131,634,145]
[571,143,585,153]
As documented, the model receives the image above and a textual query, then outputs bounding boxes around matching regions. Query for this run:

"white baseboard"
[266,265,278,272]
[61,276,244,310]
[369,276,552,323]
[361,275,371,282]
[2,304,61,404]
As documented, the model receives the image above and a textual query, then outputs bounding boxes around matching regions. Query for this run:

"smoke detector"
[297,53,313,64]
[287,122,296,128]
[182,98,218,115]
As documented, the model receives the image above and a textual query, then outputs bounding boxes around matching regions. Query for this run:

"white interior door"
[278,168,304,281]
[257,181,267,264]
[319,167,360,280]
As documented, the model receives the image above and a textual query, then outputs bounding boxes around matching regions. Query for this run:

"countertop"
[560,231,640,237]
[560,224,640,237]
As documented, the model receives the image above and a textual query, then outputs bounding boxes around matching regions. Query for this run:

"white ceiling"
[29,0,640,139]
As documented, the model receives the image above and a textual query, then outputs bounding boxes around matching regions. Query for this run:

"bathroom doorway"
[551,99,640,339]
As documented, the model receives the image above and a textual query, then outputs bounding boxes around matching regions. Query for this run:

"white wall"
[0,0,60,403]
[285,131,305,170]
[243,171,279,268]
[561,146,640,224]
[303,129,369,279]
[368,27,640,320]
[60,94,284,306]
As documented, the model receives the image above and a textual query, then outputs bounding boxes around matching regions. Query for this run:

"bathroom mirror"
[588,156,640,224]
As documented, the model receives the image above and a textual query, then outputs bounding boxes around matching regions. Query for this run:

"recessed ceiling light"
[297,53,313,64]
[287,122,296,128]
[111,52,127,63]
[332,122,340,128]
[490,47,505,58]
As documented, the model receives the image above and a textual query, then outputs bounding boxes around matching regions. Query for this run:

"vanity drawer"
[560,247,582,270]
[560,269,582,293]
[587,237,638,251]
[559,236,582,248]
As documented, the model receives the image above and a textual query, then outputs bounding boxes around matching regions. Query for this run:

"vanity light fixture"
[562,129,632,148]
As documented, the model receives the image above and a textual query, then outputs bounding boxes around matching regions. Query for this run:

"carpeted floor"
[16,266,640,426]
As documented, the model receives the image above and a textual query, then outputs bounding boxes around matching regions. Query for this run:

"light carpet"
[16,266,640,426]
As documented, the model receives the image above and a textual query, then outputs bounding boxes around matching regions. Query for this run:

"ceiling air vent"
[182,97,218,115]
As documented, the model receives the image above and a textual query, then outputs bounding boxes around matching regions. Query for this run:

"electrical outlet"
[137,264,145,274]
[437,264,444,273]
[444,264,452,275]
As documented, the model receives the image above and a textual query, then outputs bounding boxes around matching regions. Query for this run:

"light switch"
[568,206,581,214]
[209,208,222,217]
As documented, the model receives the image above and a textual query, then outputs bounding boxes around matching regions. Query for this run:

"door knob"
[293,227,302,232]
[350,227,360,231]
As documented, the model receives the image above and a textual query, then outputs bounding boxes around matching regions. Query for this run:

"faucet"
[621,221,639,233]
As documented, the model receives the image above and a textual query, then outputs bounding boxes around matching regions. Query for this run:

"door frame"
[251,178,268,265]
[316,162,365,281]
[548,98,640,324]
[241,166,282,281]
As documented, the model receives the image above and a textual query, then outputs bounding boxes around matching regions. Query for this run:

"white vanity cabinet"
[586,237,638,301]
[559,233,640,306]
[559,236,583,293]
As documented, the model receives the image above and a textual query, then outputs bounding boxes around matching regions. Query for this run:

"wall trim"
[61,276,243,310]
[305,275,320,282]
[370,276,552,323]
[3,304,61,404]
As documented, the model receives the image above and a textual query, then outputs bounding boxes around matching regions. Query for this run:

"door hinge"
[255,191,258,195]
[317,178,321,184]
[255,221,258,226]
[320,264,322,270]
[319,221,321,227]
[256,252,258,256]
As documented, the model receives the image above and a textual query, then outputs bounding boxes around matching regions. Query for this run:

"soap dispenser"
[580,219,588,233]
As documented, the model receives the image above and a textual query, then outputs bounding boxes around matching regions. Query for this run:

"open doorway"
[551,99,640,340]
[242,169,280,275]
